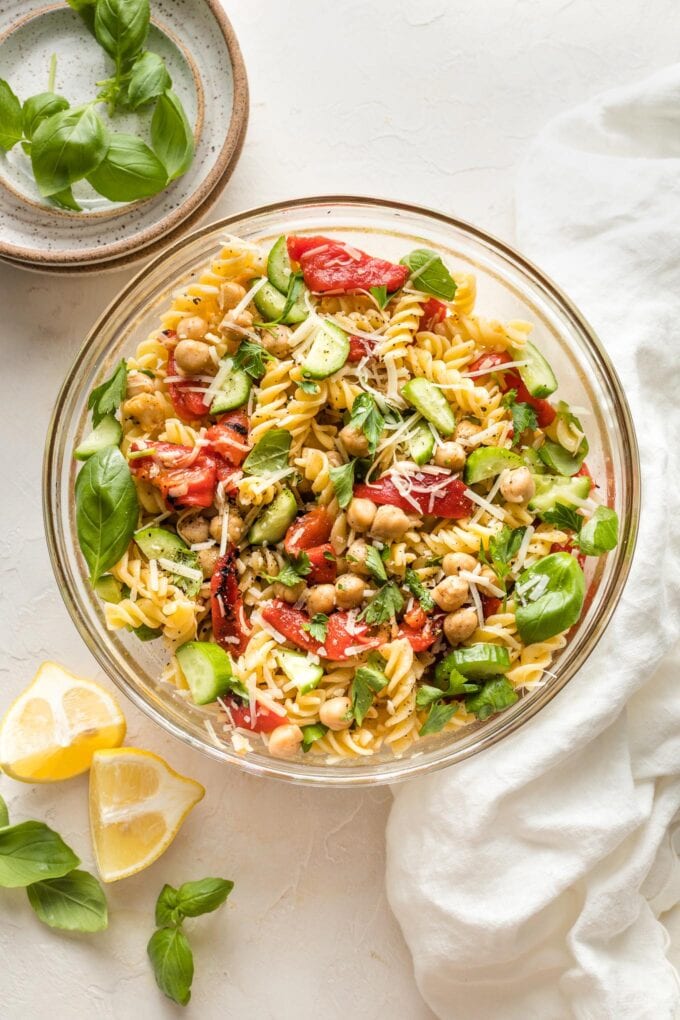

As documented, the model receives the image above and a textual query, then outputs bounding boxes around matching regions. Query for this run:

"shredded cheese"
[463,487,506,522]
[158,557,203,582]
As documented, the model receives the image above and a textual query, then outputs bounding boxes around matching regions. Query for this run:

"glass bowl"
[43,197,640,786]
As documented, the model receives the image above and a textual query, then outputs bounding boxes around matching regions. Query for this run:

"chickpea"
[319,696,352,731]
[479,565,500,589]
[346,540,370,575]
[307,584,336,616]
[455,420,483,445]
[434,441,466,471]
[339,424,369,457]
[500,466,535,504]
[268,724,303,759]
[443,607,479,646]
[370,505,411,541]
[174,339,214,376]
[347,497,377,533]
[209,512,243,545]
[272,580,306,604]
[326,450,344,469]
[443,552,478,576]
[123,392,166,431]
[179,515,209,545]
[221,309,254,340]
[432,575,469,612]
[198,547,220,579]
[126,370,154,399]
[220,281,247,311]
[335,573,366,609]
[177,315,208,340]
[261,325,294,359]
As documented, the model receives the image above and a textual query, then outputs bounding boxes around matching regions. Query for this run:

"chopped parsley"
[87,359,127,427]
[329,460,356,509]
[541,503,583,533]
[480,525,526,591]
[364,546,388,583]
[304,613,329,642]
[232,339,273,381]
[403,568,434,611]
[262,553,311,588]
[350,654,389,725]
[348,393,385,457]
[359,582,404,626]
[502,389,538,445]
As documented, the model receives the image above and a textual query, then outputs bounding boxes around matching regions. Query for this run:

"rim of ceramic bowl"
[43,195,641,786]
[0,0,249,267]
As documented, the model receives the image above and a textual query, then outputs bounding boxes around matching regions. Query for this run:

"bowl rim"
[43,194,641,786]
[0,0,249,267]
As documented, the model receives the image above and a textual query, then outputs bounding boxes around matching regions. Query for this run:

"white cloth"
[386,66,680,1020]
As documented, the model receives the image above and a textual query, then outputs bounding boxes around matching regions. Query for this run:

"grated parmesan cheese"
[158,557,203,582]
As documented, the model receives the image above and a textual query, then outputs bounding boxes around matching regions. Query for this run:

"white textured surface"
[1,2,680,1016]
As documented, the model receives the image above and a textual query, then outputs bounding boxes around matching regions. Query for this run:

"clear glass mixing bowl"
[43,197,640,786]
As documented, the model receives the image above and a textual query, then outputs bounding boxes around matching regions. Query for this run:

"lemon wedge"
[89,747,205,883]
[0,662,126,783]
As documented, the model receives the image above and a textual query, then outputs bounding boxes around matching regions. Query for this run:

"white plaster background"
[1,2,679,1017]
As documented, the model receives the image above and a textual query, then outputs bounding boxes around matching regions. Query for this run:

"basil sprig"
[400,249,457,300]
[75,446,139,582]
[27,870,108,932]
[243,429,291,476]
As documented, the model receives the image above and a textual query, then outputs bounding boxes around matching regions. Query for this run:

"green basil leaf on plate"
[31,105,109,197]
[95,0,150,68]
[400,248,457,300]
[75,446,139,583]
[0,79,24,152]
[126,51,172,109]
[22,93,70,141]
[0,821,80,888]
[151,89,194,181]
[87,132,168,201]
[26,869,108,932]
[51,186,82,212]
[175,877,234,919]
[148,926,194,1007]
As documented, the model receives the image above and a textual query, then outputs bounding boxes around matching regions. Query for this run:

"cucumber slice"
[528,474,590,514]
[74,414,122,460]
[267,235,292,294]
[521,447,548,474]
[210,366,252,414]
[511,340,557,399]
[248,488,298,545]
[252,277,307,325]
[93,575,125,604]
[275,648,324,693]
[134,526,202,597]
[176,641,235,705]
[301,320,350,380]
[401,378,456,437]
[464,446,525,484]
[409,420,435,465]
[436,643,511,683]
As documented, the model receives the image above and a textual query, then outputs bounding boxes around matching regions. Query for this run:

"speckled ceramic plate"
[0,0,248,270]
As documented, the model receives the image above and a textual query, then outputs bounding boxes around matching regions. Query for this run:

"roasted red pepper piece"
[166,350,210,422]
[398,614,442,652]
[347,334,377,363]
[480,595,502,618]
[324,612,384,660]
[211,547,251,655]
[129,441,219,509]
[419,298,447,332]
[205,410,250,467]
[284,508,333,556]
[222,696,287,733]
[550,541,587,570]
[467,350,556,428]
[286,235,409,294]
[261,600,383,661]
[305,543,337,584]
[354,473,473,519]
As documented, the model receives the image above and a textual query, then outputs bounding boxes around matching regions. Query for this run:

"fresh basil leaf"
[87,132,168,201]
[243,429,291,476]
[31,105,108,197]
[578,506,618,556]
[304,613,328,642]
[176,877,234,919]
[329,460,356,509]
[126,50,171,109]
[95,0,149,68]
[514,552,585,643]
[232,339,273,381]
[403,568,434,611]
[444,668,480,697]
[400,249,457,300]
[148,926,194,1007]
[349,393,384,457]
[75,446,139,583]
[359,582,404,626]
[301,723,328,752]
[480,525,526,589]
[0,79,23,152]
[370,285,390,309]
[155,884,181,927]
[88,358,127,427]
[51,186,82,211]
[22,93,69,141]
[351,659,388,725]
[538,440,582,476]
[541,503,583,533]
[364,545,387,583]
[0,822,79,888]
[0,795,9,829]
[27,869,108,932]
[415,684,444,709]
[132,623,162,641]
[299,380,319,394]
[465,677,518,721]
[66,0,97,33]
[419,700,459,736]
[151,89,194,181]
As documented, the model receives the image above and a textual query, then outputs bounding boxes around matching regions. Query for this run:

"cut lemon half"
[0,662,126,783]
[89,747,205,883]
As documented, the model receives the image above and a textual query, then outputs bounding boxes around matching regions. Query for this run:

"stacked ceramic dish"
[0,0,248,273]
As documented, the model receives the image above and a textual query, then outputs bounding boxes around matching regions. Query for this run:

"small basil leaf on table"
[400,248,457,300]
[148,926,194,1007]
[578,506,618,556]
[22,93,70,141]
[0,821,80,888]
[95,0,150,68]
[75,446,139,583]
[87,132,168,201]
[126,50,172,109]
[175,878,234,918]
[0,79,24,152]
[151,89,194,181]
[0,795,9,828]
[155,883,182,927]
[87,358,127,426]
[26,869,108,932]
[31,105,109,197]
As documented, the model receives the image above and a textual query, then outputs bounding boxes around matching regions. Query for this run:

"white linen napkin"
[386,65,680,1020]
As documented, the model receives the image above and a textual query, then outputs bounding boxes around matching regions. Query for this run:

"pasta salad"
[73,232,619,762]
